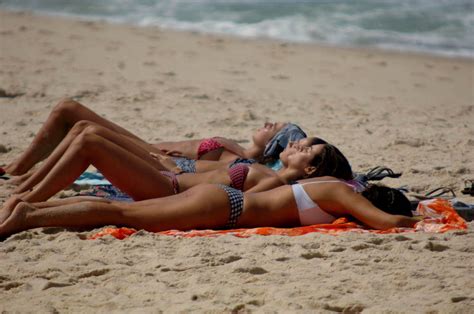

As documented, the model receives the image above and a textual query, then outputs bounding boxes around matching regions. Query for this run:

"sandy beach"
[0,10,473,312]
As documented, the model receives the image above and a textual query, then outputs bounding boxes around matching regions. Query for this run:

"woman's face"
[281,142,325,174]
[279,138,318,161]
[252,122,287,147]
[299,136,327,147]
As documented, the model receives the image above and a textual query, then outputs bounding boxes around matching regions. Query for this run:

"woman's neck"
[276,167,305,184]
[242,145,265,159]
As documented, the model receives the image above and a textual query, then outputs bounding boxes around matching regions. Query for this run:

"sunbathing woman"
[9,111,323,195]
[0,174,418,238]
[1,98,306,177]
[0,127,352,222]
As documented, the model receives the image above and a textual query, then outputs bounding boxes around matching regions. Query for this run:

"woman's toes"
[0,202,32,238]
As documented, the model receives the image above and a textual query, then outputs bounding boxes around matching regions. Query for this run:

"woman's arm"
[213,137,246,157]
[337,188,419,230]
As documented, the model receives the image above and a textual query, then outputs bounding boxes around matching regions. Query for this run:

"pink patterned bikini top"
[197,137,224,159]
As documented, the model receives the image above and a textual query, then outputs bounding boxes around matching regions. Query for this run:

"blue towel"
[75,171,111,185]
[265,159,283,171]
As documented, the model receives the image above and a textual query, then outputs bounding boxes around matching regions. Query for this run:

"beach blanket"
[88,198,467,240]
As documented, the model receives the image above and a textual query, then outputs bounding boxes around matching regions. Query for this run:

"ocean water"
[1,0,473,58]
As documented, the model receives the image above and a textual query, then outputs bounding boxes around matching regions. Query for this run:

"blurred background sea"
[1,0,473,58]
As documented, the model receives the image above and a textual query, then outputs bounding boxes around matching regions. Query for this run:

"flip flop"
[353,166,402,184]
[412,187,456,200]
[365,166,402,181]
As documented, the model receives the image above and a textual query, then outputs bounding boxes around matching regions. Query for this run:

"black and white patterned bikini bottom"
[217,184,244,229]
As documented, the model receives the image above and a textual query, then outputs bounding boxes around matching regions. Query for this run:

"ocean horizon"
[1,0,473,59]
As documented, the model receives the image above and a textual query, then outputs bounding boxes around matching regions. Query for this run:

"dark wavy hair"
[362,184,413,217]
[308,141,353,180]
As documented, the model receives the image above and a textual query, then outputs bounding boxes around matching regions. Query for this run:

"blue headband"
[263,123,307,159]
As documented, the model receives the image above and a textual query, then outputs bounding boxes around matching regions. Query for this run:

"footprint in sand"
[275,257,290,262]
[77,268,110,279]
[300,251,326,259]
[218,255,242,265]
[324,303,365,313]
[0,144,10,153]
[241,110,257,121]
[68,34,83,41]
[424,241,450,252]
[271,74,290,80]
[143,61,157,67]
[329,247,346,252]
[0,281,23,291]
[392,138,426,148]
[0,88,24,98]
[25,278,75,291]
[233,267,268,275]
[351,243,371,251]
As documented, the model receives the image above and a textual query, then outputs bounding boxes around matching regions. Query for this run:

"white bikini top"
[292,180,359,225]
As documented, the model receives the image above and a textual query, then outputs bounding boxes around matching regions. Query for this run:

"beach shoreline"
[0,10,473,312]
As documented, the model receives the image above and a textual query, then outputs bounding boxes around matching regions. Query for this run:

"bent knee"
[71,131,103,153]
[52,98,86,122]
[81,123,107,137]
[70,120,97,135]
[54,97,82,113]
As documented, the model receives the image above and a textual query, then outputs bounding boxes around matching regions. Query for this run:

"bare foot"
[6,171,35,193]
[3,161,28,176]
[0,172,33,189]
[0,195,25,225]
[11,171,34,186]
[0,202,33,238]
[150,152,183,173]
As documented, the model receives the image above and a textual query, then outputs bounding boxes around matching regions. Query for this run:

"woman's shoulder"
[298,177,356,194]
[296,176,342,184]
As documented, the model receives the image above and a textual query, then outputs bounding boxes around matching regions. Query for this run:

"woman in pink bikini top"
[156,121,306,163]
[3,98,304,176]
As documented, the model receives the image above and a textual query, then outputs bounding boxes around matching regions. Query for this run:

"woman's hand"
[160,149,185,157]
[149,152,183,174]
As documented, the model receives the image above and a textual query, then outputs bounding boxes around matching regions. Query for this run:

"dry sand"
[0,10,473,313]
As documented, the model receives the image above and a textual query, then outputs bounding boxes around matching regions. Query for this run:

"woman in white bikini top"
[291,180,358,225]
[1,171,418,238]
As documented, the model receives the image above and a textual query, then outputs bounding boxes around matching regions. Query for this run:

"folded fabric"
[77,185,133,202]
[88,198,467,240]
[263,123,307,159]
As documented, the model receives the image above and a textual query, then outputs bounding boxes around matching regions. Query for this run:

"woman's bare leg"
[32,196,112,208]
[5,98,147,175]
[24,132,175,202]
[0,132,175,224]
[14,121,166,194]
[0,185,230,237]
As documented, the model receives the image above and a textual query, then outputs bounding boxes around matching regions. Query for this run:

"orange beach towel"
[89,198,467,240]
